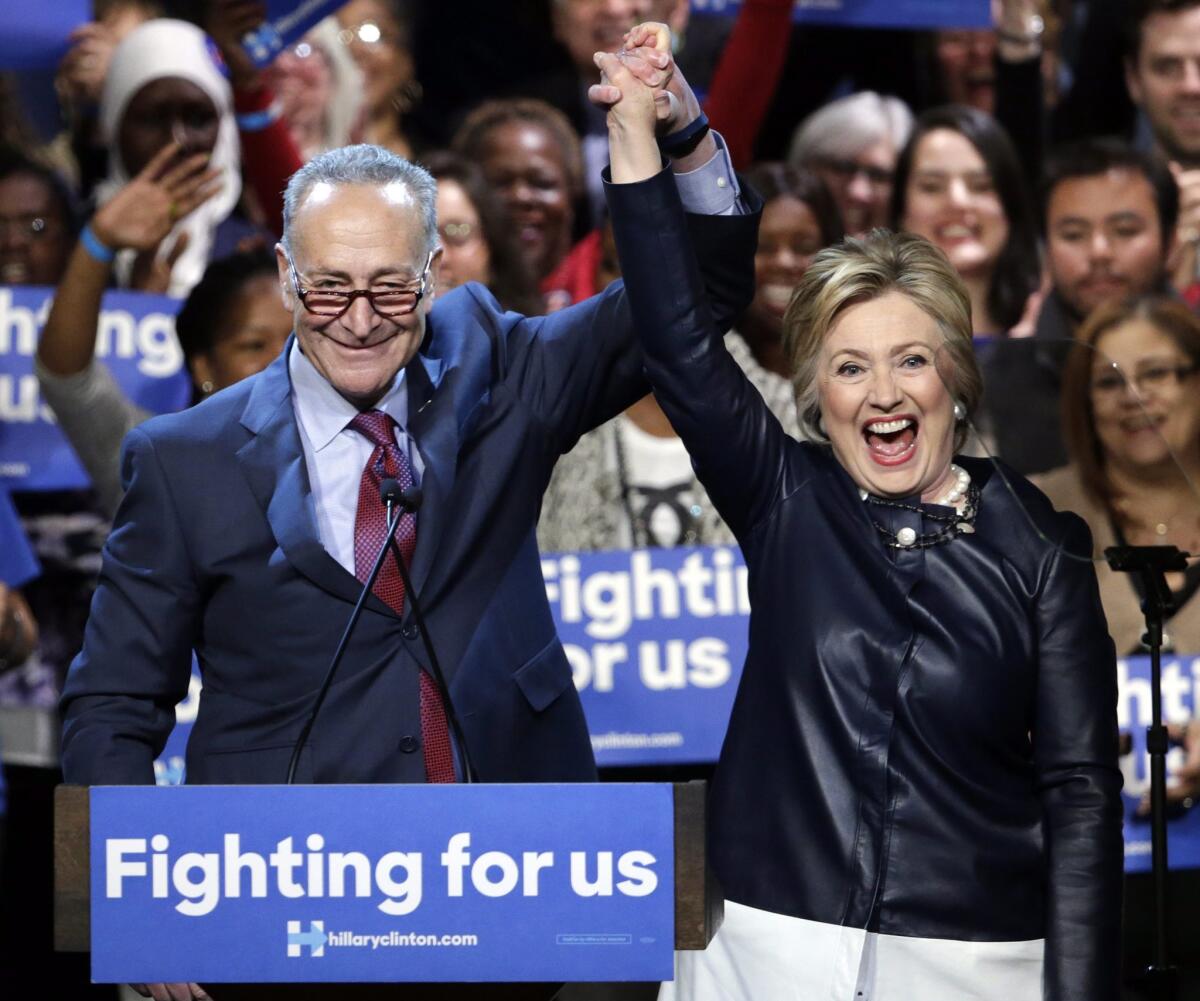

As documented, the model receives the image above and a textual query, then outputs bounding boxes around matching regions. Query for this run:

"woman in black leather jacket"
[598,27,1123,1001]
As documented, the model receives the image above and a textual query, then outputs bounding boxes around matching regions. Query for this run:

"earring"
[201,380,214,395]
[953,401,966,421]
[816,414,827,436]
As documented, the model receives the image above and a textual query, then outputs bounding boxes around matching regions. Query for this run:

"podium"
[55,781,719,998]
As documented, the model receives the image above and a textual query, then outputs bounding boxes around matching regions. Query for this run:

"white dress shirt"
[289,341,423,575]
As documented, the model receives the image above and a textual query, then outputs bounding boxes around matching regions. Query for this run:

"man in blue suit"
[59,70,758,790]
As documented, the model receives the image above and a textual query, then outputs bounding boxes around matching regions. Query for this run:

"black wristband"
[657,112,710,159]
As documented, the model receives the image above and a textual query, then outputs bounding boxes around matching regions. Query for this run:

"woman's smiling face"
[818,290,958,501]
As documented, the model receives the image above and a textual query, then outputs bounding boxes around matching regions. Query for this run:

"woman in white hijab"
[96,18,242,298]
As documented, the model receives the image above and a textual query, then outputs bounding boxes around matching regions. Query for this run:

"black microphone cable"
[380,478,478,783]
[285,499,405,785]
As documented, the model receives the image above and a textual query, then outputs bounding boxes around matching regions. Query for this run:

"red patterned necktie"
[349,410,456,783]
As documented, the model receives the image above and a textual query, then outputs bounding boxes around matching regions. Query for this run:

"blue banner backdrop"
[0,286,192,491]
[240,0,346,68]
[0,2,90,69]
[91,784,675,983]
[152,546,1200,873]
[690,0,990,28]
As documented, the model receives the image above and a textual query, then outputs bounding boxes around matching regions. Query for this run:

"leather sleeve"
[501,165,761,459]
[1034,514,1124,1001]
[59,427,200,785]
[605,166,789,539]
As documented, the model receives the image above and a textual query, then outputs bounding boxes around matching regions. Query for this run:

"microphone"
[286,494,406,784]
[379,477,421,515]
[379,479,477,783]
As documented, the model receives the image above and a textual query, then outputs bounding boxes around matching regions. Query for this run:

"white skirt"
[658,900,1044,1001]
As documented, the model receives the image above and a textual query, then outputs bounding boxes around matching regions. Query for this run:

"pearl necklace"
[855,464,972,508]
[857,464,979,549]
[930,464,971,508]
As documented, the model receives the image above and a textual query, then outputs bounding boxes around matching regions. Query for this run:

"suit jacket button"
[402,623,418,641]
[399,735,420,754]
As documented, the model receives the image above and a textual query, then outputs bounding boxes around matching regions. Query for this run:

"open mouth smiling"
[862,415,919,466]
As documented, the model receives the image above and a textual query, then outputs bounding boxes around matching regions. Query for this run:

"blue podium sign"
[90,784,675,983]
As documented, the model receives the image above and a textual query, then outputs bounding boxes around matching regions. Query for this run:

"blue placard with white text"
[91,783,674,983]
[241,1,345,68]
[690,0,990,28]
[1118,654,1200,873]
[0,286,192,491]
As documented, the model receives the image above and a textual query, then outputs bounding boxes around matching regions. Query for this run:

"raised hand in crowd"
[55,21,121,108]
[204,0,269,90]
[39,140,221,378]
[94,142,224,294]
[1169,161,1200,293]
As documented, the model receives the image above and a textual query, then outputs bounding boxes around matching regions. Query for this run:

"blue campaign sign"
[0,1,90,69]
[545,547,747,767]
[0,286,192,491]
[90,784,674,983]
[1119,654,1200,873]
[241,1,345,68]
[690,0,990,29]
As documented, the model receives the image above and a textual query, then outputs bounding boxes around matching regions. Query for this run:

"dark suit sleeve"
[603,165,788,538]
[501,165,761,457]
[59,427,201,785]
[1034,515,1123,1001]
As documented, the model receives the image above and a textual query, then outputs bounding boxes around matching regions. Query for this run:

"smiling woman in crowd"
[422,150,542,315]
[1034,295,1200,655]
[452,98,582,295]
[892,104,1040,338]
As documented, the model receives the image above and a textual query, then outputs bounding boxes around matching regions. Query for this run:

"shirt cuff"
[674,131,740,216]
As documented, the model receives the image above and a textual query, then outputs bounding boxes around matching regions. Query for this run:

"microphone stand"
[383,486,477,783]
[286,503,405,785]
[1105,544,1189,1001]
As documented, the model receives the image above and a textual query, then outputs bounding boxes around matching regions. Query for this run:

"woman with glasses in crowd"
[788,91,913,238]
[1035,296,1200,656]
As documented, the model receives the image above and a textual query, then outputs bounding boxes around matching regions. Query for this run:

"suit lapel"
[235,344,396,615]
[406,351,455,598]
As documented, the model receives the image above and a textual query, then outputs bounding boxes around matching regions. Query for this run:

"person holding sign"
[599,24,1122,1001]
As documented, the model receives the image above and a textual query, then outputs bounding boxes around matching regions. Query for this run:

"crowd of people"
[2,1,1200,999]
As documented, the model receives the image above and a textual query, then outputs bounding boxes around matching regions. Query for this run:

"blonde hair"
[782,229,981,450]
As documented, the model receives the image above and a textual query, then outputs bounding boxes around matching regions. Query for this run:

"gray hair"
[782,229,981,452]
[788,91,914,165]
[281,143,438,255]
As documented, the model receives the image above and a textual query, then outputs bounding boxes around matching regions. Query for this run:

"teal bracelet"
[80,223,116,264]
